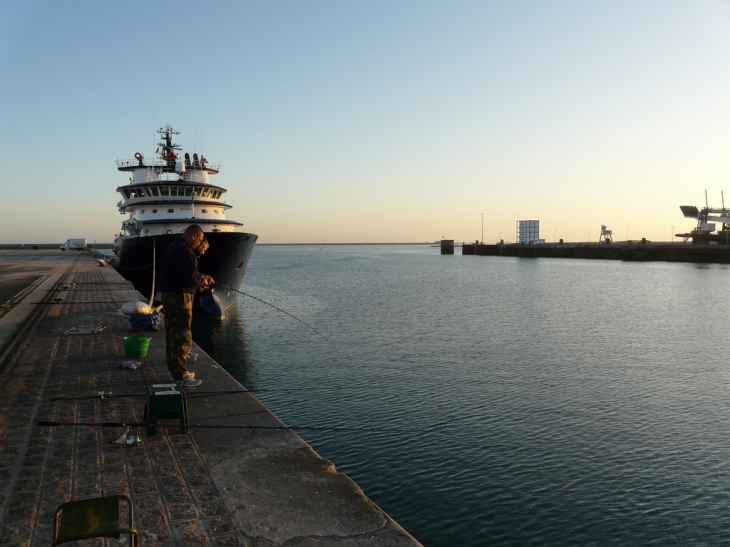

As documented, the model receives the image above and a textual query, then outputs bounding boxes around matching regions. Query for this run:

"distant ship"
[113,125,257,318]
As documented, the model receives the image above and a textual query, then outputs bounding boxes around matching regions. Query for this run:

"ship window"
[201,209,207,213]
[194,187,202,197]
[141,210,145,213]
[168,208,174,213]
[171,187,178,196]
[152,209,157,213]
[201,188,210,198]
[160,186,169,196]
[144,229,149,234]
[214,210,219,214]
[151,187,159,196]
[185,187,193,196]
[123,190,131,199]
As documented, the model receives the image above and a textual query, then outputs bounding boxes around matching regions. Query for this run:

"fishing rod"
[50,386,367,401]
[216,283,344,359]
[37,420,411,433]
[50,389,249,401]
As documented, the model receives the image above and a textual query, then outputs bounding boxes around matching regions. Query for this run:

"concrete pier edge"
[0,251,422,546]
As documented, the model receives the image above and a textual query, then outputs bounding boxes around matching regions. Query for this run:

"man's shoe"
[178,376,202,388]
[171,372,195,382]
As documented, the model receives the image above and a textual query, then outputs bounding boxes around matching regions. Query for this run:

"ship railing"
[183,170,209,184]
[116,158,220,172]
[116,158,168,168]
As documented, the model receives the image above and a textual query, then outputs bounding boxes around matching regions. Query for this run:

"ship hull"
[115,232,257,319]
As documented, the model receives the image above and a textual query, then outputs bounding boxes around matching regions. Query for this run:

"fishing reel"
[111,427,141,447]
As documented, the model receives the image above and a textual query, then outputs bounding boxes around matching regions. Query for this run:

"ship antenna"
[152,109,155,160]
[723,190,726,213]
[706,189,709,209]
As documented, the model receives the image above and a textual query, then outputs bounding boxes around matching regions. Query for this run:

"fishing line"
[217,283,344,360]
[37,420,412,434]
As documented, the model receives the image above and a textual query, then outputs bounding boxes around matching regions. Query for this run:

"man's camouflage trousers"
[161,292,193,380]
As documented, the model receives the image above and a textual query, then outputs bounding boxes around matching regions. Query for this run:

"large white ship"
[113,125,257,318]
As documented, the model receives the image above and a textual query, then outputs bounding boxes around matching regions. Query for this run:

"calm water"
[192,245,730,546]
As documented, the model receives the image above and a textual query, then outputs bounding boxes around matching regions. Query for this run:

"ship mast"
[157,125,181,171]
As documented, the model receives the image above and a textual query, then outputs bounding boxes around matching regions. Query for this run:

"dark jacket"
[158,237,201,293]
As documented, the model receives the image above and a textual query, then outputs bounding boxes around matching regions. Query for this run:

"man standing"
[158,225,213,387]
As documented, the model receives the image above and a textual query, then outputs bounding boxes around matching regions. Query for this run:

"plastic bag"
[129,311,161,329]
[121,301,154,316]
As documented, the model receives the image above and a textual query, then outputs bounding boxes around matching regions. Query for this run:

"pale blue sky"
[2,1,730,243]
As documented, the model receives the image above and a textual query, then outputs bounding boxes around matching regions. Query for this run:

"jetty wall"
[462,242,730,263]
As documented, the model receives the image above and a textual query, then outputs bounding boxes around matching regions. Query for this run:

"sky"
[2,1,730,244]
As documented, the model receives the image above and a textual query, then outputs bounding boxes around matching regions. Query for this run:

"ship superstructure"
[113,125,257,318]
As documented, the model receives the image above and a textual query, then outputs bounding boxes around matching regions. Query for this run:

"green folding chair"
[52,494,139,546]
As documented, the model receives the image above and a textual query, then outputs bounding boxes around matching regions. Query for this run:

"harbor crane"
[598,225,612,244]
[678,190,730,244]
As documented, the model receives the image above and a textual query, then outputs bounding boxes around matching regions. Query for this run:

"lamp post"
[588,229,591,242]
[481,213,484,244]
[627,228,630,242]
[499,231,502,243]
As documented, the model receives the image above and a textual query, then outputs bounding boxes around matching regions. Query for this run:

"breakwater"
[462,242,730,263]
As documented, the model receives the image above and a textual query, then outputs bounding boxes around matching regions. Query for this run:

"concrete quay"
[0,251,421,546]
[462,241,730,263]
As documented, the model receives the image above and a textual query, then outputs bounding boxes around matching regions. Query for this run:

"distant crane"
[598,225,613,244]
[678,190,730,244]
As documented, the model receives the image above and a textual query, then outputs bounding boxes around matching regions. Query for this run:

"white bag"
[121,301,154,316]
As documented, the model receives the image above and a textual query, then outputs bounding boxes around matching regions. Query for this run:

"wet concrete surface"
[0,250,81,319]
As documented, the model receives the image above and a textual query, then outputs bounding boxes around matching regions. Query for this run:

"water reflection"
[192,302,260,389]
